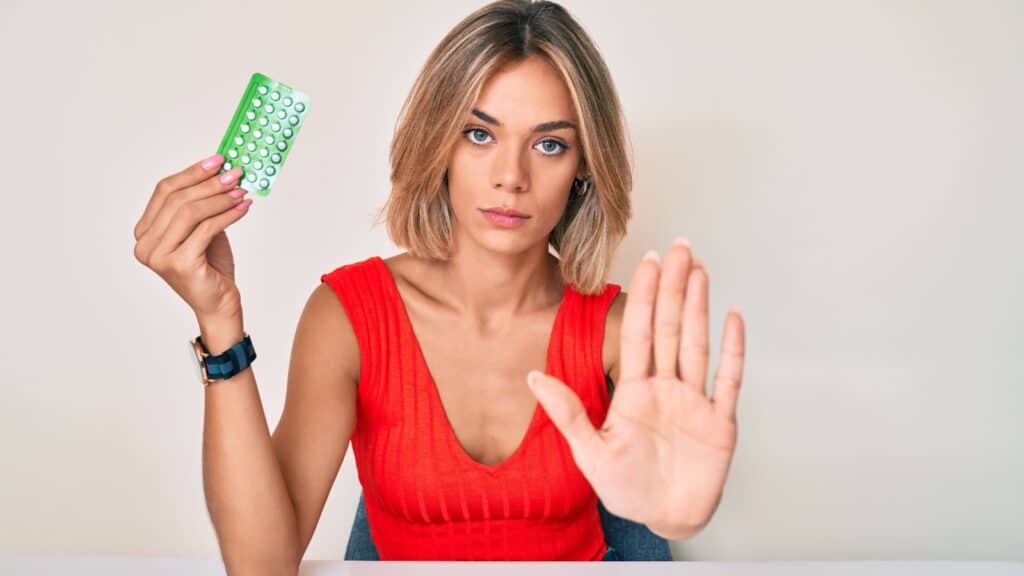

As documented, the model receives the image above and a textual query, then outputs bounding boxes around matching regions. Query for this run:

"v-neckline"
[372,256,571,474]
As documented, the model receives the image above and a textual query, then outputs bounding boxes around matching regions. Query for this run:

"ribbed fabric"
[320,256,622,560]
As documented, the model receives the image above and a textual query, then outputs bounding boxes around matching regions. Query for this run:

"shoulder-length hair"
[377,0,633,294]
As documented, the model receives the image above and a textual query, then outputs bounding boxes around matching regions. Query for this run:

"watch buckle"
[192,338,218,387]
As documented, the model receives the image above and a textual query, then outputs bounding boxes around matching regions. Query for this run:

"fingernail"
[227,188,246,199]
[527,370,542,388]
[201,154,224,170]
[673,236,691,248]
[235,198,253,211]
[220,168,242,184]
[642,250,660,263]
[693,256,704,268]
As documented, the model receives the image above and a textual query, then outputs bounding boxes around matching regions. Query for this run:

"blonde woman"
[133,0,746,568]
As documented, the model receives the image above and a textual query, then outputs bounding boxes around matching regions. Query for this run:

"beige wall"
[1,0,1021,561]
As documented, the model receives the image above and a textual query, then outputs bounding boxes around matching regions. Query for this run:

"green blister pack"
[216,72,310,197]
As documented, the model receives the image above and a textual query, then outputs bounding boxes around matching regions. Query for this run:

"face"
[446,54,587,256]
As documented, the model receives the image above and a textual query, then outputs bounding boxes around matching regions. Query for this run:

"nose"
[491,142,529,193]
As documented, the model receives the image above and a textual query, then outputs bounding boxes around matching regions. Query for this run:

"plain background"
[1,0,1021,562]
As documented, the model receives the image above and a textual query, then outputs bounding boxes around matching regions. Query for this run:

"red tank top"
[320,256,621,560]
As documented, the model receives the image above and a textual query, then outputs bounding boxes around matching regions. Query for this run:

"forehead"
[473,56,576,124]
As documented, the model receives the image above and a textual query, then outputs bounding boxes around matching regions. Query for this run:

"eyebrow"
[470,108,577,133]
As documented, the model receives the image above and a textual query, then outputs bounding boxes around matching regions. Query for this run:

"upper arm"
[603,291,627,391]
[271,281,360,562]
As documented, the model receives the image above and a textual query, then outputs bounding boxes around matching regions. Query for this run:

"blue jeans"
[344,492,671,561]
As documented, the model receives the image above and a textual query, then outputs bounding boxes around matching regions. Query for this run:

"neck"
[432,233,564,331]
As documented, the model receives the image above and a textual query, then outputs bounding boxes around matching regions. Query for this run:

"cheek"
[447,144,484,181]
[540,191,574,228]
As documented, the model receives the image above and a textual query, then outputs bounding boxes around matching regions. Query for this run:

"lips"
[481,207,530,218]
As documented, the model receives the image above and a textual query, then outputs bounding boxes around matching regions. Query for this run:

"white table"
[2,557,1022,575]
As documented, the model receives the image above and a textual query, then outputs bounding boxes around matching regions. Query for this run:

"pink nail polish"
[642,250,660,263]
[201,154,223,170]
[673,236,691,248]
[235,199,253,211]
[228,189,246,199]
[219,168,241,184]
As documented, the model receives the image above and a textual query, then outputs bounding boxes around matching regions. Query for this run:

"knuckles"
[154,178,173,197]
[133,242,147,265]
[176,202,198,221]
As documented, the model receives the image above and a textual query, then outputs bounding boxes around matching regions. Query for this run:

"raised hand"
[133,154,253,323]
[527,237,746,540]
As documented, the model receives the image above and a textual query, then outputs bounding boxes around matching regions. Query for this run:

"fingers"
[136,166,244,262]
[177,196,253,261]
[527,371,602,474]
[679,255,710,395]
[653,237,693,380]
[711,308,746,421]
[153,186,251,260]
[618,251,660,384]
[134,154,227,241]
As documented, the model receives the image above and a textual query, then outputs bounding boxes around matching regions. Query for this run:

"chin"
[467,229,545,257]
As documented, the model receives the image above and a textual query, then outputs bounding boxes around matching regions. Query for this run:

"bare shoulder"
[603,290,628,384]
[297,282,361,384]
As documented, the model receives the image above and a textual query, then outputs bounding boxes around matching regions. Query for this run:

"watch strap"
[197,333,256,381]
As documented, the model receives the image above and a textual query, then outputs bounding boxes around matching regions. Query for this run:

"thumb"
[527,371,603,468]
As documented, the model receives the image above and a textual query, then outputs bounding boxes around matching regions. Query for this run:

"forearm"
[200,315,300,576]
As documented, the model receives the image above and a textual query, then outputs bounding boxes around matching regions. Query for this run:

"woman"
[133,0,746,568]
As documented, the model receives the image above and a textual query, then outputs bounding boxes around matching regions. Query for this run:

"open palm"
[528,238,746,540]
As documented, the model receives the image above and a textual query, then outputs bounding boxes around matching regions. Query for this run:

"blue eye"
[537,140,566,155]
[465,128,491,145]
[461,128,568,157]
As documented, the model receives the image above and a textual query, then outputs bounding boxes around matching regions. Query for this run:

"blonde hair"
[376,0,633,294]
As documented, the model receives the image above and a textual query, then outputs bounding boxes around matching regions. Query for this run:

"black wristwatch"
[189,333,256,387]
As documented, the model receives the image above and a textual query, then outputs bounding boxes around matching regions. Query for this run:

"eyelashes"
[462,127,569,157]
